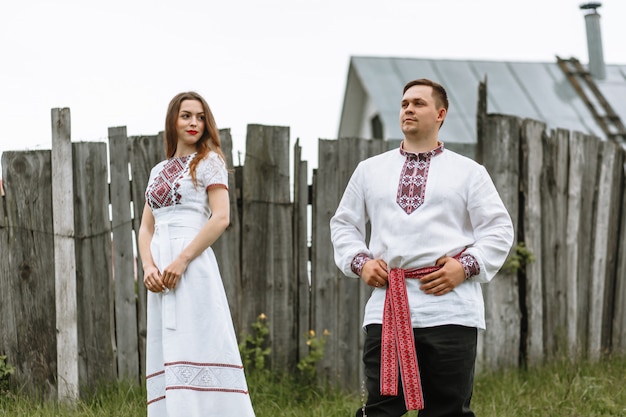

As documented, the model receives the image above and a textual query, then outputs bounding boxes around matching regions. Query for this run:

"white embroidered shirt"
[330,143,514,330]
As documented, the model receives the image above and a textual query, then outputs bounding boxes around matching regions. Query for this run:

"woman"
[138,91,255,416]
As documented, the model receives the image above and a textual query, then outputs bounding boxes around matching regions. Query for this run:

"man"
[330,78,514,417]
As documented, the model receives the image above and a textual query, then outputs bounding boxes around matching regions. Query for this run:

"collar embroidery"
[396,142,444,215]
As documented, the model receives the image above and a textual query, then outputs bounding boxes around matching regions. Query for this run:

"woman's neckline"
[171,151,197,159]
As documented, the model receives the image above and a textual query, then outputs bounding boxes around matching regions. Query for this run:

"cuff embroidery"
[458,254,480,279]
[351,253,371,276]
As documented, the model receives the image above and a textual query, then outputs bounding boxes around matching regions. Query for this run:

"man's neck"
[402,135,439,154]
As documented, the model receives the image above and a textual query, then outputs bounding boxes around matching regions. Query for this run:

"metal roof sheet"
[347,56,626,144]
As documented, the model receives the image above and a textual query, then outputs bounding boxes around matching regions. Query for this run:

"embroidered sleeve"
[458,253,480,279]
[200,152,229,191]
[350,253,371,276]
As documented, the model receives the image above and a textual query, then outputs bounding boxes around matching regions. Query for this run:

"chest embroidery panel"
[146,156,192,210]
[396,147,442,215]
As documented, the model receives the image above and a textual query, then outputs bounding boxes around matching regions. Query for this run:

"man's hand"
[361,259,389,288]
[419,256,465,296]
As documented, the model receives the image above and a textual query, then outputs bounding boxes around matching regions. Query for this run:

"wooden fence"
[1,96,626,400]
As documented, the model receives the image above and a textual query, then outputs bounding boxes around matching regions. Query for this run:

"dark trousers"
[357,324,477,417]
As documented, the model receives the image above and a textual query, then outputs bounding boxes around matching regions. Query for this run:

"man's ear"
[437,107,447,123]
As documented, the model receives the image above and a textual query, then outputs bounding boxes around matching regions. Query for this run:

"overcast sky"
[1,0,625,176]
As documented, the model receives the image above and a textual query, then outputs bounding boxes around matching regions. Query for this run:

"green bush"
[0,354,15,393]
[296,329,329,385]
[239,313,272,373]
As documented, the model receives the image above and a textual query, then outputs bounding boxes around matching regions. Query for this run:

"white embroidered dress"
[144,151,255,417]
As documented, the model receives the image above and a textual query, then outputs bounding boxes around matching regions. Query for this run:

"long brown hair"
[164,91,227,185]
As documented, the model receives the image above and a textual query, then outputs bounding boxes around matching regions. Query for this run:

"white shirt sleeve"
[330,163,371,278]
[463,165,514,283]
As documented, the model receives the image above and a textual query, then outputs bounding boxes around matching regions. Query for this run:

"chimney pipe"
[580,2,606,80]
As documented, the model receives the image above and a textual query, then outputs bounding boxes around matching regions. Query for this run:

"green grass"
[2,356,625,416]
[472,355,626,417]
[0,380,145,417]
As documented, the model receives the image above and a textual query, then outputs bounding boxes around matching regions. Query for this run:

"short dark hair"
[403,78,449,112]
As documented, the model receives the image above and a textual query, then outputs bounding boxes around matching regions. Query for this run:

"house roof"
[339,56,626,147]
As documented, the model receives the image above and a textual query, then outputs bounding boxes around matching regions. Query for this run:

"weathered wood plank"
[312,137,388,387]
[1,150,56,399]
[336,138,366,389]
[613,162,626,354]
[212,129,243,334]
[541,129,569,358]
[311,139,339,380]
[475,80,488,370]
[589,140,623,360]
[72,142,116,391]
[293,139,311,362]
[574,133,600,358]
[602,144,624,355]
[520,119,545,365]
[335,138,387,388]
[478,114,521,370]
[128,133,163,379]
[0,169,5,231]
[51,108,79,401]
[108,126,139,381]
[0,177,7,371]
[240,124,295,370]
[565,132,585,357]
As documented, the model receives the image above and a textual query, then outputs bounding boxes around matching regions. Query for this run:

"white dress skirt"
[144,152,255,417]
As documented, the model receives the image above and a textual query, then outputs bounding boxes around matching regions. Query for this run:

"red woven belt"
[381,252,464,411]
[380,266,432,410]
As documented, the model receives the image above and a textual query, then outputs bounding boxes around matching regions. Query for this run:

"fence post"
[240,124,295,371]
[589,140,623,360]
[212,129,243,333]
[613,162,626,354]
[293,139,310,362]
[520,119,545,365]
[569,133,600,358]
[109,126,140,382]
[51,108,79,401]
[541,129,570,358]
[128,133,163,380]
[311,139,339,381]
[477,114,522,370]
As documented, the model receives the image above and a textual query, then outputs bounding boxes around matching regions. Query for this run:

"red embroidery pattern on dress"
[146,360,250,406]
[146,155,192,209]
[396,145,443,215]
